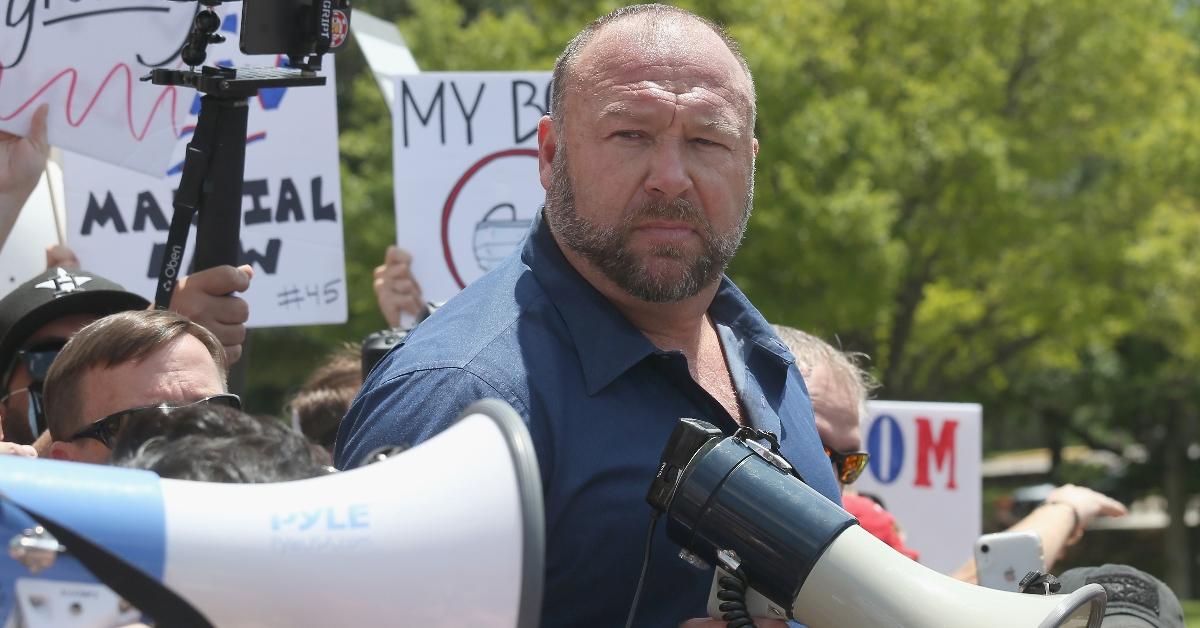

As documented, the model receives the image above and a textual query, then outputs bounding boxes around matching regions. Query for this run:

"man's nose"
[643,141,692,199]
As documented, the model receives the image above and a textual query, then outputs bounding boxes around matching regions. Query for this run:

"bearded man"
[335,5,839,626]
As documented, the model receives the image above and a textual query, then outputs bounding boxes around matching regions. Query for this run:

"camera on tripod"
[143,0,352,310]
[184,0,352,72]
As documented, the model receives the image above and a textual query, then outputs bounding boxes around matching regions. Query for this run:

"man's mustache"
[623,198,707,230]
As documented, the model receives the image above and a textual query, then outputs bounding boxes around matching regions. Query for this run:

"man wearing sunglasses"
[775,325,1128,578]
[774,324,922,561]
[0,263,252,449]
[0,268,150,447]
[39,309,231,464]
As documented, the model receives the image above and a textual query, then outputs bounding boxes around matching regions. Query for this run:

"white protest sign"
[393,72,550,304]
[854,401,982,574]
[61,6,347,328]
[0,1,193,175]
[351,10,420,112]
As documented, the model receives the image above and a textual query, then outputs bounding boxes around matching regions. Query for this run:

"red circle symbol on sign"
[441,148,539,288]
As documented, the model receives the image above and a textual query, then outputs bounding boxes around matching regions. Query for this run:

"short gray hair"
[549,4,756,130]
[773,324,878,420]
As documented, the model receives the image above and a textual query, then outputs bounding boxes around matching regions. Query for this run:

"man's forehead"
[79,340,223,414]
[597,92,744,131]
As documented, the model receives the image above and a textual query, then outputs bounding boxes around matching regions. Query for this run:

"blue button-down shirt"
[336,210,841,627]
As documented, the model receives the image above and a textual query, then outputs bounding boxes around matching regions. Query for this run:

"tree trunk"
[1045,408,1065,482]
[1162,404,1191,596]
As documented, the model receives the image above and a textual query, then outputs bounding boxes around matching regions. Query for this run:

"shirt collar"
[708,278,795,367]
[522,209,793,394]
[522,210,658,395]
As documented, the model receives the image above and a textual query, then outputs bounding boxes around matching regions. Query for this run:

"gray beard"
[543,146,753,303]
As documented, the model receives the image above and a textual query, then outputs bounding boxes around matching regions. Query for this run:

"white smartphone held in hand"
[974,530,1044,592]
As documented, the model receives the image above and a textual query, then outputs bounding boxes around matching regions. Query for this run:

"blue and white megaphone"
[0,399,543,627]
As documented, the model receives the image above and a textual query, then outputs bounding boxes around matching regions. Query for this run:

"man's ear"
[537,115,558,191]
[48,439,79,461]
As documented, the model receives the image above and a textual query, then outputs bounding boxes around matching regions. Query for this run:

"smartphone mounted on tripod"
[241,0,352,66]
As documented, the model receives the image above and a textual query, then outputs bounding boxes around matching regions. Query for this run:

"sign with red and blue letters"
[854,400,982,574]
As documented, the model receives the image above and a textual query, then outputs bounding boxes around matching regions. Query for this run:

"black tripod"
[145,4,323,309]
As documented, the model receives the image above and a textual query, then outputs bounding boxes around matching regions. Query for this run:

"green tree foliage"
[730,0,1199,402]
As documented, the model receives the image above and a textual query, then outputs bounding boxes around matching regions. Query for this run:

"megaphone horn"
[0,399,544,628]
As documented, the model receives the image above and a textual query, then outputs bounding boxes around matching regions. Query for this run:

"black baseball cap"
[0,267,150,384]
[1058,564,1185,628]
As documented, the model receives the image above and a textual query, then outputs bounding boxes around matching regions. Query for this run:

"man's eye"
[615,130,644,140]
[693,137,722,147]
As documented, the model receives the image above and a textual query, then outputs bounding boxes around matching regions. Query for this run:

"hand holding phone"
[974,530,1043,592]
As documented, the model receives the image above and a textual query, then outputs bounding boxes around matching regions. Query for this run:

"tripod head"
[181,0,351,74]
[181,3,227,68]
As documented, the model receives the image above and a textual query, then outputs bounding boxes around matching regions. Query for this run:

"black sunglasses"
[825,446,870,485]
[17,340,66,383]
[68,393,242,449]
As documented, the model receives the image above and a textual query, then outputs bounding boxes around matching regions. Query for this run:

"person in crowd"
[773,324,1128,581]
[1058,564,1185,628]
[337,6,832,626]
[0,264,250,451]
[112,403,328,483]
[1,268,153,448]
[287,344,361,454]
[40,309,232,464]
[772,324,923,559]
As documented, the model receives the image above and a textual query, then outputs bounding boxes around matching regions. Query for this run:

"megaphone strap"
[0,493,214,628]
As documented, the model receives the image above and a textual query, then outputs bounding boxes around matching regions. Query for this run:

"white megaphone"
[645,419,1107,628]
[0,399,543,628]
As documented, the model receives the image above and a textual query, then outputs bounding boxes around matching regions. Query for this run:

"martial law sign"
[392,72,551,304]
[61,6,348,327]
[0,0,193,175]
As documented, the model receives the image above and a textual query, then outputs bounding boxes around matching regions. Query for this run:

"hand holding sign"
[0,103,48,251]
[44,243,79,270]
[373,245,425,327]
[171,264,253,363]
